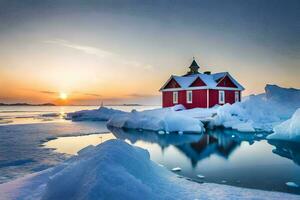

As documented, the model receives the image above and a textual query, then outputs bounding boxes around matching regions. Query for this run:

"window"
[219,91,225,104]
[173,91,178,104]
[186,91,192,103]
[235,91,239,102]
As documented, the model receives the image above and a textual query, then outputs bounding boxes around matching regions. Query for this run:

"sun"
[59,92,68,100]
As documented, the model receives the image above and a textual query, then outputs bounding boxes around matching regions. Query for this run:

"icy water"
[0,105,157,183]
[45,128,300,195]
[0,105,300,195]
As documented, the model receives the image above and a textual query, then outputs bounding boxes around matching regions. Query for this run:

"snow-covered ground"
[67,84,300,141]
[0,139,299,200]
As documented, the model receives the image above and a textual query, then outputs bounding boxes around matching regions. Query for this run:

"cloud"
[38,90,58,95]
[29,89,102,98]
[44,39,153,70]
[72,91,102,97]
[44,39,114,58]
[127,93,159,98]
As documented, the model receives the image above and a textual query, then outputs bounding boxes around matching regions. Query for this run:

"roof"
[160,72,245,91]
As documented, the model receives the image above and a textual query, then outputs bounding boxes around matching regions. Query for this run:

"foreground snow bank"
[210,85,300,132]
[267,108,300,142]
[1,140,299,200]
[107,105,205,133]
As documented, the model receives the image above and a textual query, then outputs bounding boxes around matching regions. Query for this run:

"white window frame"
[235,91,239,102]
[186,91,192,104]
[173,91,178,104]
[219,90,225,104]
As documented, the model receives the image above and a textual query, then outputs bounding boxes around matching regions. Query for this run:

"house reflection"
[175,134,239,167]
[108,127,264,167]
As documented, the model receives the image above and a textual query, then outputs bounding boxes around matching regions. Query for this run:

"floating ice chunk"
[178,131,183,135]
[158,130,165,135]
[221,180,227,183]
[197,174,205,179]
[171,167,182,172]
[256,133,264,138]
[286,182,299,188]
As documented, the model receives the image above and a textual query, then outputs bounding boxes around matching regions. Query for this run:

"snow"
[0,139,299,200]
[67,84,300,134]
[66,106,125,121]
[209,85,300,132]
[106,107,205,133]
[161,72,244,91]
[267,108,300,142]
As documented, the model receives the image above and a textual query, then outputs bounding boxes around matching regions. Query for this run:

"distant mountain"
[0,103,56,106]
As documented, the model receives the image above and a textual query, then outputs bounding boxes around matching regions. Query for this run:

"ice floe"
[0,140,299,200]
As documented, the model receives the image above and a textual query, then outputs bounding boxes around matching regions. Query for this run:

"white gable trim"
[216,73,245,90]
[159,75,181,91]
[161,86,242,92]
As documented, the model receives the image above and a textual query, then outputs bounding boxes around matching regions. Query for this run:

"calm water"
[45,128,300,195]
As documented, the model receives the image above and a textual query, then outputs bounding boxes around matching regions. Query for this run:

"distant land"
[0,103,147,106]
[0,103,56,106]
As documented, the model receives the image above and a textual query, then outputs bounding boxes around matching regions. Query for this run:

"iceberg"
[0,140,299,200]
[267,108,300,142]
[209,85,300,132]
[107,107,205,133]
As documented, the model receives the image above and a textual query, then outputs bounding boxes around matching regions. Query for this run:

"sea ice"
[0,140,299,200]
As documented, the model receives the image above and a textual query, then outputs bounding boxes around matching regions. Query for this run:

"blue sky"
[0,0,299,105]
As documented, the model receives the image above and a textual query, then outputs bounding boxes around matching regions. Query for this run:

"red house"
[159,59,244,109]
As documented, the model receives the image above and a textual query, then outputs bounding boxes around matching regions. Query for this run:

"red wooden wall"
[217,76,237,88]
[164,78,180,89]
[162,90,208,108]
[163,89,241,108]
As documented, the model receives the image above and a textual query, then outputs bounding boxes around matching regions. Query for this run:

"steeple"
[187,58,200,75]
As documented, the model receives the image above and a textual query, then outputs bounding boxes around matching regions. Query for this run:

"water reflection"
[268,140,300,166]
[109,127,269,167]
[108,127,300,194]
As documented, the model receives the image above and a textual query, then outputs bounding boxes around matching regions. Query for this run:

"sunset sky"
[0,0,299,105]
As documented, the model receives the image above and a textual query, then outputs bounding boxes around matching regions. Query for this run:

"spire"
[188,58,200,74]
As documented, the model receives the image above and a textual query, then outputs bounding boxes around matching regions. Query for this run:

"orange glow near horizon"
[59,92,68,100]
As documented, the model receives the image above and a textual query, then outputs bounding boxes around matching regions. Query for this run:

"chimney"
[204,71,211,75]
